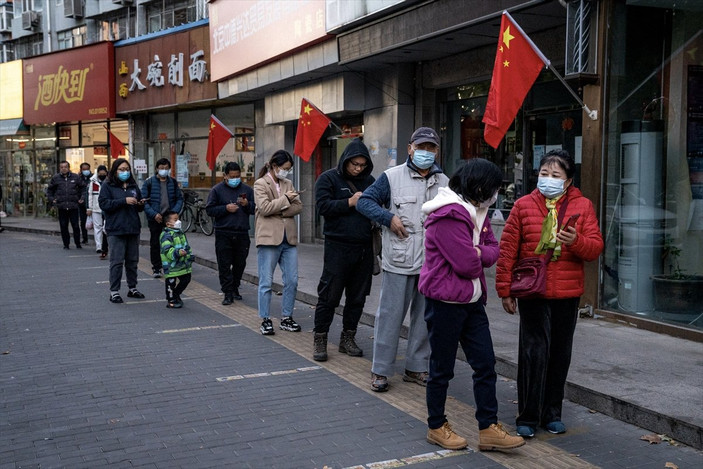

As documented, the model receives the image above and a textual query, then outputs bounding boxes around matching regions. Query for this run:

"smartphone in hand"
[560,213,580,232]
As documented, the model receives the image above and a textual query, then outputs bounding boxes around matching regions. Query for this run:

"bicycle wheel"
[198,208,214,236]
[180,205,194,232]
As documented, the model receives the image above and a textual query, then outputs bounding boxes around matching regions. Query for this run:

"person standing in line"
[160,210,194,309]
[496,149,603,438]
[141,158,184,278]
[78,162,92,245]
[47,161,86,250]
[420,159,525,452]
[312,138,375,362]
[206,162,256,305]
[87,165,109,259]
[356,126,449,392]
[253,150,303,335]
[99,158,147,304]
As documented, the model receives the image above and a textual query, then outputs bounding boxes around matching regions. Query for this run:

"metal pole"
[547,63,598,120]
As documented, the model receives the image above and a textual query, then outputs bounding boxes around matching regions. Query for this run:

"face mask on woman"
[537,177,566,198]
[276,168,291,180]
[98,174,107,181]
[117,171,131,182]
[412,149,436,170]
[479,191,499,208]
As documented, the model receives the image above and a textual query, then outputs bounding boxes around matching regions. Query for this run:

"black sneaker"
[127,289,145,299]
[260,318,275,335]
[110,293,123,304]
[233,289,242,301]
[280,317,301,332]
[222,294,233,306]
[152,269,162,279]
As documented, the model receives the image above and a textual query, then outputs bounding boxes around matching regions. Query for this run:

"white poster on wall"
[133,159,148,174]
[176,154,189,188]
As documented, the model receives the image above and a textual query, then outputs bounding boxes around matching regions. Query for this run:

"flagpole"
[547,63,599,121]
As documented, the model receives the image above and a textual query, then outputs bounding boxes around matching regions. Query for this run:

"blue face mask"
[537,177,566,198]
[412,149,436,170]
[227,178,241,188]
[158,169,170,178]
[82,170,91,177]
[117,171,131,182]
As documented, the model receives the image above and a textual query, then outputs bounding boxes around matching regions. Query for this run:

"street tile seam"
[341,448,473,469]
[152,259,597,469]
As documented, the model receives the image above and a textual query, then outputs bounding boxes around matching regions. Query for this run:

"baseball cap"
[410,127,439,146]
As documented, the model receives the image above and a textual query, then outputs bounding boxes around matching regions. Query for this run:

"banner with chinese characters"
[22,42,115,125]
[209,0,328,81]
[115,25,217,112]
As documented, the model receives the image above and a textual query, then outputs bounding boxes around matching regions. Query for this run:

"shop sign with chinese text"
[115,25,217,112]
[23,42,116,125]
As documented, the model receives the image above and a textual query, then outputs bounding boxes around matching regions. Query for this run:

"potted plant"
[651,235,703,316]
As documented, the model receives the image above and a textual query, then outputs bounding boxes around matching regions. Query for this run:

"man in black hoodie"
[312,138,375,362]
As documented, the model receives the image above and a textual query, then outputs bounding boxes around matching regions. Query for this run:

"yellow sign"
[34,65,91,111]
[0,60,24,119]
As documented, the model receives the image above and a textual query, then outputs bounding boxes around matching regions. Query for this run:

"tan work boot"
[427,422,468,450]
[478,423,525,451]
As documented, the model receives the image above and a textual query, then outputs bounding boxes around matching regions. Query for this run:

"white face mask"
[479,191,499,208]
[172,220,182,230]
[276,168,291,179]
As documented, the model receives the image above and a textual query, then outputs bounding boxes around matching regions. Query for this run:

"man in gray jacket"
[357,127,449,392]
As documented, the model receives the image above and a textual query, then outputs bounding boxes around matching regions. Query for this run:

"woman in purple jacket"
[419,159,524,452]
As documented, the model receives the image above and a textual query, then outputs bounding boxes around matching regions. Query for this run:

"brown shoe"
[371,373,388,392]
[427,422,468,450]
[402,370,428,387]
[478,423,525,451]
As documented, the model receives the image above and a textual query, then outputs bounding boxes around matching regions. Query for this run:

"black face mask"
[98,175,107,181]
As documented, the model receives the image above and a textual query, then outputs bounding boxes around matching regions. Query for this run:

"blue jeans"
[257,241,298,319]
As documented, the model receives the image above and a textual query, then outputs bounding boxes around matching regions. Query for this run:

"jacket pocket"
[393,195,418,231]
[390,235,413,266]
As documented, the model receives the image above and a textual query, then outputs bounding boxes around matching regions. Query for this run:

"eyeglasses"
[349,161,367,169]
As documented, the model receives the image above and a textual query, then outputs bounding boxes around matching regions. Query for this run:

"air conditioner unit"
[64,0,84,18]
[22,11,39,30]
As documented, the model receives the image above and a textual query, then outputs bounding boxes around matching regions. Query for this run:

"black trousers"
[215,231,250,294]
[165,273,191,302]
[78,202,88,242]
[313,238,374,333]
[148,218,164,271]
[516,297,580,428]
[58,208,80,248]
[425,299,498,430]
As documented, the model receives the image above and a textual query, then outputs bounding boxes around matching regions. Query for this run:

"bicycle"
[180,190,214,236]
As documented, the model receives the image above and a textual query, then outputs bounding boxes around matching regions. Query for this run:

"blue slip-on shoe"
[516,425,535,438]
[545,421,566,434]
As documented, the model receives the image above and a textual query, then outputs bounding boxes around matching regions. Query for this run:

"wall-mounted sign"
[0,60,24,120]
[209,0,328,81]
[115,25,217,112]
[23,43,115,125]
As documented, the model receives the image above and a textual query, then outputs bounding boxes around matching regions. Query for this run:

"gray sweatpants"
[108,234,140,293]
[371,271,429,377]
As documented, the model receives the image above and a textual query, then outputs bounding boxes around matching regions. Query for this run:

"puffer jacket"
[160,227,193,278]
[46,172,85,210]
[98,181,144,236]
[496,186,603,299]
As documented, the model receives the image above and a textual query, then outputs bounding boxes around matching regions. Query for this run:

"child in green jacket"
[160,210,194,308]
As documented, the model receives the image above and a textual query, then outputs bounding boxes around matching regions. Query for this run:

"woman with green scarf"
[495,149,603,439]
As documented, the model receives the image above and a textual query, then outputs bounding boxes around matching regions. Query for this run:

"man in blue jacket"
[141,158,184,278]
[205,162,255,305]
[312,138,375,362]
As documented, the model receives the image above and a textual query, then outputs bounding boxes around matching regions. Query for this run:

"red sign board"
[115,25,217,112]
[22,42,115,125]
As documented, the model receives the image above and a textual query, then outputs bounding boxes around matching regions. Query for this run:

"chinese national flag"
[206,115,233,171]
[107,128,126,159]
[294,98,331,162]
[483,12,549,149]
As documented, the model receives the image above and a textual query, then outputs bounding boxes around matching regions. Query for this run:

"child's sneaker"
[260,318,275,335]
[280,317,301,332]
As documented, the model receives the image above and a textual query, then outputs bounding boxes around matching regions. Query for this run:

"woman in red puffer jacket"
[496,149,603,440]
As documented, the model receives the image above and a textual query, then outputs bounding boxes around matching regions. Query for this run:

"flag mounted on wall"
[105,127,126,159]
[206,115,234,171]
[294,98,331,162]
[482,11,550,149]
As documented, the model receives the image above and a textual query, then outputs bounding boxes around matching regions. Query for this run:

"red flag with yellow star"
[206,115,233,171]
[483,11,549,149]
[294,98,331,162]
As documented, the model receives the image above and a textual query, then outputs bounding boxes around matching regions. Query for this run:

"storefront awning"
[0,118,28,136]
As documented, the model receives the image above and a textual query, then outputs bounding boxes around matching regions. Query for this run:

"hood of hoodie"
[337,138,373,180]
[422,187,489,230]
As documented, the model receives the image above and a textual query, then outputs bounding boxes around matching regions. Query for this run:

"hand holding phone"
[560,213,580,232]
